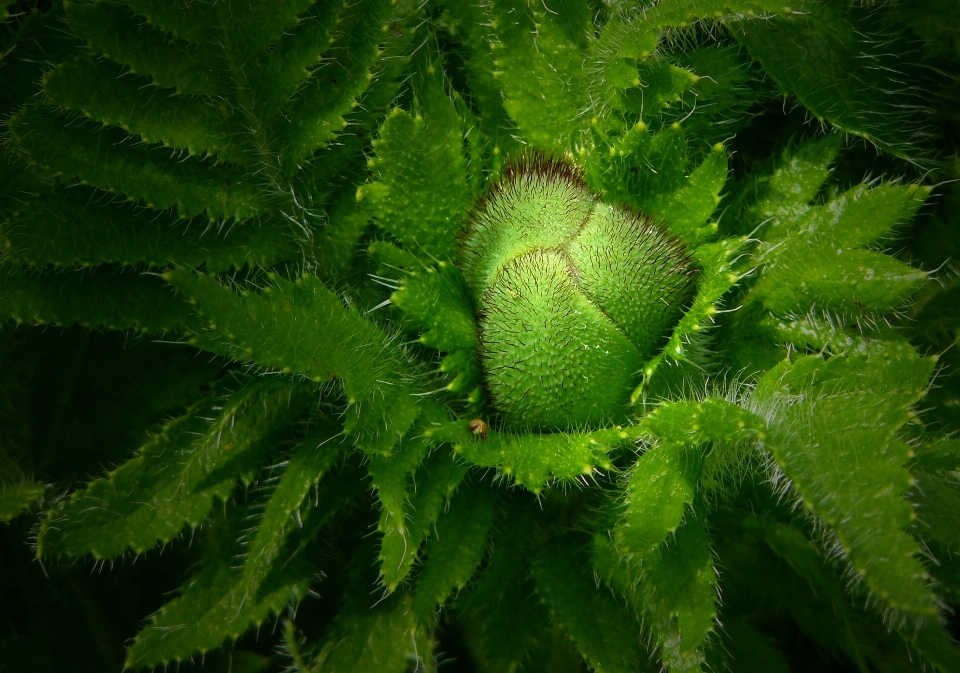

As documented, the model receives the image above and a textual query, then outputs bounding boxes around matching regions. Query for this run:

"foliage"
[1,0,959,671]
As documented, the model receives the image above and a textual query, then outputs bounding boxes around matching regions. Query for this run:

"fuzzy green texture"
[462,159,696,429]
[2,0,959,672]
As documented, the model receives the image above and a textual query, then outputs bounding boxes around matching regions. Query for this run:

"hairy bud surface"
[462,157,697,429]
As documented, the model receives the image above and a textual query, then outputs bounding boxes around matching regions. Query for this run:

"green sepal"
[168,270,420,455]
[0,481,45,522]
[36,379,310,559]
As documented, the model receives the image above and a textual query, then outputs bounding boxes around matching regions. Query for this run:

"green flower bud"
[462,156,696,430]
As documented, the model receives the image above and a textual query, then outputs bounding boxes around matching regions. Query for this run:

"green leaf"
[650,144,728,245]
[412,480,496,622]
[733,2,940,163]
[0,481,45,522]
[358,54,474,261]
[64,0,230,97]
[45,56,247,163]
[753,247,927,315]
[532,536,643,673]
[615,442,699,561]
[616,398,762,560]
[37,379,309,559]
[376,448,469,591]
[0,266,199,333]
[641,518,717,673]
[725,133,842,239]
[1,186,299,272]
[754,342,939,618]
[168,270,420,455]
[426,421,628,493]
[633,237,746,400]
[391,261,481,401]
[126,505,314,669]
[10,105,270,221]
[312,592,416,673]
[281,0,394,166]
[487,0,589,150]
[241,422,345,590]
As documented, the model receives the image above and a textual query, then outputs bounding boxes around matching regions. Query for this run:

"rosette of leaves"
[1,0,959,672]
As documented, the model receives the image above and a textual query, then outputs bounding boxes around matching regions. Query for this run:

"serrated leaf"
[532,536,642,673]
[754,247,927,315]
[281,0,392,166]
[0,481,45,522]
[616,442,699,560]
[634,237,746,400]
[733,2,940,163]
[377,449,469,591]
[168,270,420,455]
[37,379,308,559]
[311,592,416,673]
[10,105,269,220]
[616,398,762,560]
[45,56,247,163]
[642,518,717,673]
[488,0,589,150]
[0,266,200,333]
[754,342,938,618]
[1,186,299,272]
[65,0,229,97]
[412,480,496,622]
[649,143,728,245]
[726,133,842,239]
[426,420,629,492]
[242,422,346,590]
[125,504,313,669]
[390,261,481,400]
[358,53,473,261]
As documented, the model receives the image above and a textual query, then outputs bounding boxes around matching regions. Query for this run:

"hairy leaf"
[412,479,496,622]
[754,342,938,618]
[37,379,308,558]
[169,270,420,454]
